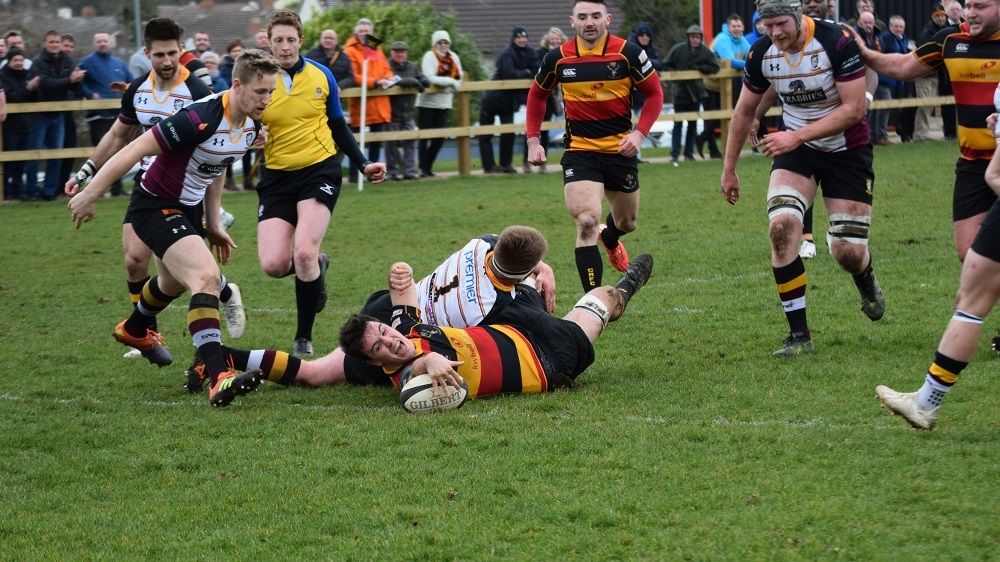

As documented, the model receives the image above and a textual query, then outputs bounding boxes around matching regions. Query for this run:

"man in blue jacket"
[874,15,914,144]
[79,32,133,196]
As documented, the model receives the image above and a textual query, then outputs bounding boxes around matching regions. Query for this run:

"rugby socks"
[127,276,156,331]
[851,259,876,295]
[918,351,968,410]
[773,258,809,338]
[600,213,626,249]
[575,245,603,292]
[188,293,226,384]
[219,274,233,303]
[222,347,301,385]
[295,277,322,340]
[124,276,177,337]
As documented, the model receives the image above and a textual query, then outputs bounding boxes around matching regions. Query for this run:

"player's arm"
[66,118,141,195]
[721,78,766,205]
[986,143,1000,196]
[319,63,387,182]
[409,351,464,394]
[851,25,938,81]
[526,49,559,164]
[749,87,779,146]
[529,260,557,313]
[68,130,161,228]
[388,262,418,308]
[203,174,236,264]
[760,74,867,155]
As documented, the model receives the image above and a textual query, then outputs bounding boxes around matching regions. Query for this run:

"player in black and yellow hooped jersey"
[852,0,1000,354]
[722,0,885,358]
[65,18,249,360]
[256,10,387,359]
[68,50,281,407]
[525,0,663,294]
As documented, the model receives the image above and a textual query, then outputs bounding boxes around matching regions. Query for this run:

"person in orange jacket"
[343,17,394,181]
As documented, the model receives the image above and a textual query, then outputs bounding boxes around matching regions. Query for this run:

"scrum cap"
[757,0,803,20]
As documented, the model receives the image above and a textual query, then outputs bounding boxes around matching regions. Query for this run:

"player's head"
[231,49,280,119]
[339,314,415,366]
[493,226,547,281]
[571,0,612,45]
[267,9,303,69]
[757,0,804,49]
[802,0,826,18]
[965,0,1000,38]
[143,19,183,81]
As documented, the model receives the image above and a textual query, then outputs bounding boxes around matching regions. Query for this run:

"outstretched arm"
[68,131,161,228]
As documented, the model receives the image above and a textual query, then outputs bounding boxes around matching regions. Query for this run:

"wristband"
[361,160,375,170]
[75,159,97,183]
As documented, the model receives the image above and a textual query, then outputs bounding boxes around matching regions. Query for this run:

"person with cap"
[721,0,885,358]
[525,0,663,294]
[416,30,463,178]
[477,26,538,174]
[664,24,720,166]
[0,47,38,200]
[385,41,430,181]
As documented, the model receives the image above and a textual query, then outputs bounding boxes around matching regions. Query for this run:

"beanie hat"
[686,24,703,35]
[512,26,528,39]
[757,0,803,20]
[431,30,451,46]
[5,47,24,62]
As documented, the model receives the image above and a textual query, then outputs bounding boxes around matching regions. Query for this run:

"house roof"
[157,2,272,54]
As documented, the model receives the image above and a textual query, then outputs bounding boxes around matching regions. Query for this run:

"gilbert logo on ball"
[399,374,468,413]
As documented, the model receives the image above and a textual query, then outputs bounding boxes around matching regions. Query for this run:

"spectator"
[663,25,719,166]
[0,48,38,200]
[628,22,663,164]
[219,39,242,87]
[255,30,270,52]
[745,11,765,45]
[128,47,151,78]
[384,41,429,181]
[703,14,749,159]
[59,33,79,195]
[193,31,211,56]
[79,32,132,196]
[940,0,963,140]
[27,30,84,200]
[849,0,886,31]
[827,0,841,21]
[0,38,6,60]
[856,12,883,143]
[478,26,538,174]
[199,51,229,93]
[415,29,463,178]
[533,26,567,173]
[914,4,948,141]
[343,18,394,182]
[305,29,353,88]
[2,31,31,70]
[877,15,914,144]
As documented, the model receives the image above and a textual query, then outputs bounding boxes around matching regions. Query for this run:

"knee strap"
[767,185,808,222]
[572,294,610,327]
[827,213,871,247]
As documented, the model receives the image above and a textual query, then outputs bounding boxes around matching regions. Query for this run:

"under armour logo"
[212,138,225,146]
[171,225,188,234]
[769,63,780,71]
[136,96,149,104]
[319,183,334,195]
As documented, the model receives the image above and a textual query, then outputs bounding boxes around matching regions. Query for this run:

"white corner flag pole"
[358,57,369,192]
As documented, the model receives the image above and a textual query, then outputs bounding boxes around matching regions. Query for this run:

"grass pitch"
[1,141,998,560]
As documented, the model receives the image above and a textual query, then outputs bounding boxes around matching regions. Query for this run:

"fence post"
[719,63,733,158]
[456,88,471,176]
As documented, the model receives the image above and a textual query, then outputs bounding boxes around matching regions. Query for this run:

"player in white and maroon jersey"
[721,0,885,358]
[65,18,248,353]
[69,50,281,407]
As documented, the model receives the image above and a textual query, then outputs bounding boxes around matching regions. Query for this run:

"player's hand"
[68,190,98,228]
[64,177,81,196]
[363,162,387,184]
[618,130,644,158]
[844,24,867,52]
[533,262,557,313]
[253,127,268,147]
[527,139,546,166]
[988,113,999,137]
[110,81,128,94]
[758,130,802,158]
[721,169,741,205]
[388,262,414,294]
[748,118,761,148]
[205,228,237,264]
[423,352,464,396]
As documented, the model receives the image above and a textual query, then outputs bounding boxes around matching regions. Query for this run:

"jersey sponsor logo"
[956,43,970,53]
[197,156,234,175]
[641,60,652,73]
[960,71,988,80]
[212,137,225,146]
[562,67,577,78]
[318,183,335,195]
[840,54,861,71]
[463,250,477,304]
[982,61,997,70]
[769,63,780,71]
[783,79,827,104]
[149,116,162,126]
[136,95,149,105]
[165,122,182,143]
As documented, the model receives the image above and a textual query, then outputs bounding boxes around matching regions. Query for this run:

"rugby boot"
[221,283,247,339]
[614,253,654,312]
[992,330,1000,357]
[773,332,815,358]
[184,352,208,394]
[857,269,886,321]
[114,320,173,367]
[208,369,264,408]
[292,337,314,357]
[876,385,938,430]
[598,223,630,272]
[316,253,330,313]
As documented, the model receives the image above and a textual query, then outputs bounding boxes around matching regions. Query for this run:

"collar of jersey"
[484,251,517,292]
[283,55,306,76]
[574,32,610,56]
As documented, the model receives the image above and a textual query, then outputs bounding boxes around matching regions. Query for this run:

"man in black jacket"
[478,26,539,174]
[304,29,353,89]
[26,30,84,200]
[664,25,719,165]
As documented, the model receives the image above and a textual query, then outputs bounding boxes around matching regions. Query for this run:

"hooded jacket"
[627,23,664,109]
[712,23,751,70]
[664,38,719,104]
[343,35,394,126]
[0,63,39,132]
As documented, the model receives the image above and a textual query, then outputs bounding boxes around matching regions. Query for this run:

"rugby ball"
[399,374,468,413]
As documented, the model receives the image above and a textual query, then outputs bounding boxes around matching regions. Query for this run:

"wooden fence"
[0,67,957,201]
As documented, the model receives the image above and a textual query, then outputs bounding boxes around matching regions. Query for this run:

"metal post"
[134,0,142,49]
[358,58,368,191]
